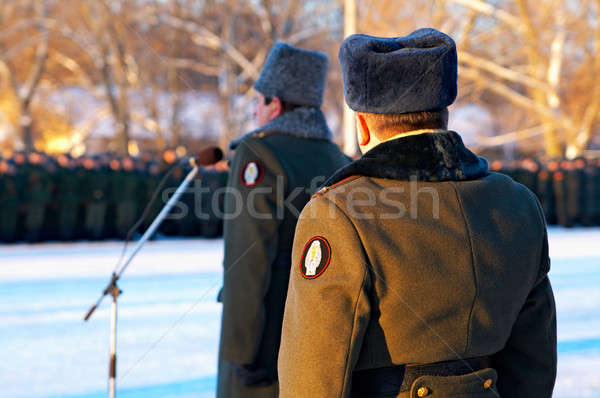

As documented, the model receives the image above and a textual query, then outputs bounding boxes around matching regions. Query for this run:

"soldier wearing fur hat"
[216,42,350,398]
[279,29,556,398]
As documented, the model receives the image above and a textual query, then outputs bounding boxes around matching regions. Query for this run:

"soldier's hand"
[231,362,276,386]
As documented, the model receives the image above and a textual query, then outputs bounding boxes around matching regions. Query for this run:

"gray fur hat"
[254,42,329,107]
[338,28,457,114]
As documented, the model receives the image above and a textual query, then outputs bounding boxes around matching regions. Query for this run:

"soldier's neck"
[385,128,447,142]
[359,129,447,155]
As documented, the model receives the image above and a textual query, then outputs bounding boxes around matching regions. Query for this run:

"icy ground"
[1,228,599,398]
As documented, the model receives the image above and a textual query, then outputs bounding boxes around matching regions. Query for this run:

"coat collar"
[324,130,488,186]
[229,106,332,150]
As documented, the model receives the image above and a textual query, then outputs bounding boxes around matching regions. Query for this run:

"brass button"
[483,378,493,389]
[417,386,430,397]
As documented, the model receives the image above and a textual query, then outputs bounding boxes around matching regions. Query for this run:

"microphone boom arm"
[84,159,200,322]
[114,160,199,281]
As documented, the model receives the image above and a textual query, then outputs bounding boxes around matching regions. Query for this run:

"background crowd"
[492,157,600,228]
[0,150,599,243]
[0,150,228,243]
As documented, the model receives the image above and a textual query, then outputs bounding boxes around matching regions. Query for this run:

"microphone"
[186,146,224,167]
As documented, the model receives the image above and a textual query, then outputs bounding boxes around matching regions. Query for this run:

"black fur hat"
[339,28,457,114]
[254,42,329,107]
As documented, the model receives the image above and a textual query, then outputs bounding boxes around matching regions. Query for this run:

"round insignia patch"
[300,236,331,279]
[241,161,264,187]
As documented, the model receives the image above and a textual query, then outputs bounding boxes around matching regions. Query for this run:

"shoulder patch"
[241,161,264,187]
[300,236,331,279]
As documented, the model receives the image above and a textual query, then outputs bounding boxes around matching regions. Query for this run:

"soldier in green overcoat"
[22,153,52,242]
[111,157,140,239]
[593,159,600,225]
[81,157,110,239]
[279,29,556,398]
[537,160,558,225]
[562,160,581,227]
[0,160,20,242]
[199,169,228,238]
[514,158,540,197]
[160,166,185,236]
[137,161,162,233]
[54,155,81,240]
[581,159,597,226]
[179,162,199,237]
[217,42,350,398]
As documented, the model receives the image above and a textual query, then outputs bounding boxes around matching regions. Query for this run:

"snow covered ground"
[1,228,599,398]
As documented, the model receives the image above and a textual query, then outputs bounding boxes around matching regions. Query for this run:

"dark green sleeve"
[219,139,286,365]
[491,225,557,398]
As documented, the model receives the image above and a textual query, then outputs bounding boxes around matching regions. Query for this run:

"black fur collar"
[325,131,488,185]
[229,107,332,150]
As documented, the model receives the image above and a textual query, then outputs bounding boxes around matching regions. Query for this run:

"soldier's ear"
[271,96,283,118]
[357,114,371,146]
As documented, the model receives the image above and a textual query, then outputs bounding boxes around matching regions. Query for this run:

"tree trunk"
[343,0,357,156]
[116,116,130,156]
[20,113,34,153]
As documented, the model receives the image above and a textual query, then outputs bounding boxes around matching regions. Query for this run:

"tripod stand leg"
[109,290,118,398]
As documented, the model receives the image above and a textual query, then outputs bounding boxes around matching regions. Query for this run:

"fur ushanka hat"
[254,42,329,108]
[339,28,458,114]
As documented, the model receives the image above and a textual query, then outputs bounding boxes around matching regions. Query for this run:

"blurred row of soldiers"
[491,157,600,227]
[0,150,228,243]
[1,150,599,243]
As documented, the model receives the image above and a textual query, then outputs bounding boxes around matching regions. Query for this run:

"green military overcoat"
[279,131,557,398]
[0,170,20,242]
[217,108,350,398]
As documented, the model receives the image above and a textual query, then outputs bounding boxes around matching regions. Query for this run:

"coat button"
[417,386,430,397]
[483,378,493,389]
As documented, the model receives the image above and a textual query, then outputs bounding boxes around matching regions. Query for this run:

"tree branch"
[20,0,49,109]
[154,13,261,80]
[447,0,523,32]
[459,65,572,130]
[476,124,548,147]
[166,57,221,76]
[459,51,554,94]
[568,0,600,157]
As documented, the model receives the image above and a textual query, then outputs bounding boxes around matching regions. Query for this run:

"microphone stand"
[83,158,200,398]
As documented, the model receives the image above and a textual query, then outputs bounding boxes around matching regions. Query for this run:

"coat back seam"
[449,180,478,355]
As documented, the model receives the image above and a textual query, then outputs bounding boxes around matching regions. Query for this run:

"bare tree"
[3,0,595,159]
[0,0,49,152]
[146,0,341,149]
[360,0,600,159]
[0,0,343,154]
